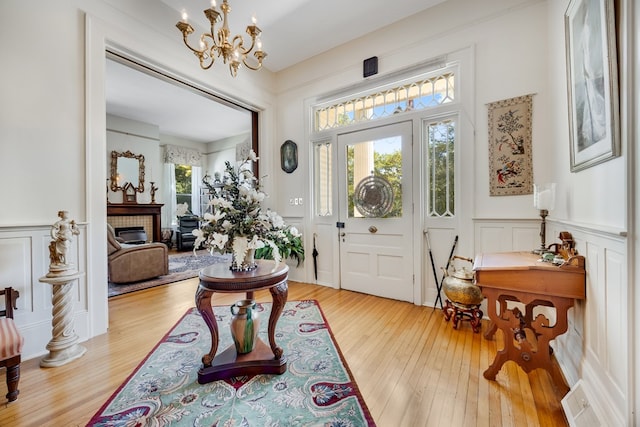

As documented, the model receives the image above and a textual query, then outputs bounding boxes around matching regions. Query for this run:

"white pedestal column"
[39,271,87,368]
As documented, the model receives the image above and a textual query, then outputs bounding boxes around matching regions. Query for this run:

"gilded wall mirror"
[110,150,145,193]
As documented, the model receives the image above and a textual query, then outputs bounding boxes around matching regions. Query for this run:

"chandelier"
[176,0,267,77]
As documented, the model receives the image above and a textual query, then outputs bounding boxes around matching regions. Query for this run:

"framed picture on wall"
[564,0,619,172]
[280,140,298,173]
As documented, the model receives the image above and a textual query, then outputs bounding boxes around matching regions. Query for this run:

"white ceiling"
[106,0,447,142]
[106,58,252,143]
[162,0,447,73]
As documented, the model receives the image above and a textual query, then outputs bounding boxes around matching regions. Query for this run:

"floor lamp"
[533,183,556,254]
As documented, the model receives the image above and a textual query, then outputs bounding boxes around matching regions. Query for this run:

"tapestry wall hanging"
[487,94,534,196]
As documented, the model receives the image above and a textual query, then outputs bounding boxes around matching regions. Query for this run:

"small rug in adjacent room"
[108,250,230,297]
[87,300,376,426]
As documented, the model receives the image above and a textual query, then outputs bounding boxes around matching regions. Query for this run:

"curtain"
[162,163,177,228]
[163,145,203,227]
[164,144,203,166]
[191,166,202,217]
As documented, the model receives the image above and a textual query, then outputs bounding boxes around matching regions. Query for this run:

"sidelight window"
[314,141,333,216]
[426,119,455,217]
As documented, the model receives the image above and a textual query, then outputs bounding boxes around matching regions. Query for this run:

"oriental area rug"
[87,300,376,426]
[108,251,230,297]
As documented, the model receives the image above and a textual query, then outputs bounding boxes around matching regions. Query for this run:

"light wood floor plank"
[0,279,568,426]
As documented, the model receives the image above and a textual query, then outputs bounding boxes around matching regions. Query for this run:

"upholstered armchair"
[176,215,199,251]
[107,225,169,284]
[0,287,23,402]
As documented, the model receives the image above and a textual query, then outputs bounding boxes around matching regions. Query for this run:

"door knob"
[368,226,378,233]
[340,232,346,237]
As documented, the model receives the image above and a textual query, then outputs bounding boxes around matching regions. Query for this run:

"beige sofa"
[107,225,169,284]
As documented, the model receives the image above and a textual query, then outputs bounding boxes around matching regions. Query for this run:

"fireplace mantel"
[107,203,164,242]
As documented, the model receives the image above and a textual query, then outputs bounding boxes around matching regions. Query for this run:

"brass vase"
[230,299,259,354]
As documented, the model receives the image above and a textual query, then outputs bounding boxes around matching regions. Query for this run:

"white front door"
[337,121,414,302]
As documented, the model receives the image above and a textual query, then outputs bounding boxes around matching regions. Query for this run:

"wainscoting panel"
[473,219,628,424]
[0,224,89,360]
[473,219,540,254]
[548,222,627,426]
[0,236,33,313]
[422,227,457,307]
[312,222,338,287]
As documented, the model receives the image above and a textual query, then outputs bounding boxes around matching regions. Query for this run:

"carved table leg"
[481,288,574,390]
[195,285,217,367]
[484,294,509,340]
[268,280,288,359]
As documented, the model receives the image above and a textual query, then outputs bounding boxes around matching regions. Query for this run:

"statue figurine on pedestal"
[40,210,87,367]
[47,210,80,277]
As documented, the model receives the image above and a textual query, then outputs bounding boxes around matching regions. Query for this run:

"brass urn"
[442,256,483,308]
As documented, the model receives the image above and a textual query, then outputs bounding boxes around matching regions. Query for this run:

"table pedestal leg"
[268,281,288,358]
[196,280,288,384]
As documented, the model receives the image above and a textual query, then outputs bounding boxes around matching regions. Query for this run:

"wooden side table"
[473,251,585,393]
[196,260,289,384]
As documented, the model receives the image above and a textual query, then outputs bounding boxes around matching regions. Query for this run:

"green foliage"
[175,165,192,194]
[373,150,402,217]
[346,146,403,218]
[255,228,305,267]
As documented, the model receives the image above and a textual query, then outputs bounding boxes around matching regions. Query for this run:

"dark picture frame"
[280,140,298,173]
[565,0,619,172]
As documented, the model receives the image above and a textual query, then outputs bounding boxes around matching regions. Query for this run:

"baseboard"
[559,350,626,426]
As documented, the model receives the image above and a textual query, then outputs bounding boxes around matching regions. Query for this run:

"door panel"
[337,121,413,302]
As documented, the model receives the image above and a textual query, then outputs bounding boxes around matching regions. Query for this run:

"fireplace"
[114,226,147,244]
[107,203,164,242]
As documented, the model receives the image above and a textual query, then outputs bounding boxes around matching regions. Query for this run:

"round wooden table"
[195,260,289,384]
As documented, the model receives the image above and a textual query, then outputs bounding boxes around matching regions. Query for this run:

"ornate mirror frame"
[110,150,145,193]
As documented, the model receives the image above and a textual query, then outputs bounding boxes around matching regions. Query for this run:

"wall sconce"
[533,183,556,254]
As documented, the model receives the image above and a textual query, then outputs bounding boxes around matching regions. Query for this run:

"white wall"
[0,1,635,423]
[107,115,161,205]
[0,0,277,360]
[546,1,626,231]
[273,0,634,424]
[544,0,631,424]
[274,0,552,286]
[204,133,252,177]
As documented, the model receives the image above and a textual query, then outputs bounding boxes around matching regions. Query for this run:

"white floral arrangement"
[193,150,304,270]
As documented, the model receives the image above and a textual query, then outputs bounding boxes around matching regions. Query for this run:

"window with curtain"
[163,145,204,226]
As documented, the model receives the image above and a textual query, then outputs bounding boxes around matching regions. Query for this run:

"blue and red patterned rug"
[87,300,376,426]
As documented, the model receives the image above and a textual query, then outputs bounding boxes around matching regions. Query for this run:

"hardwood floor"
[0,279,568,426]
